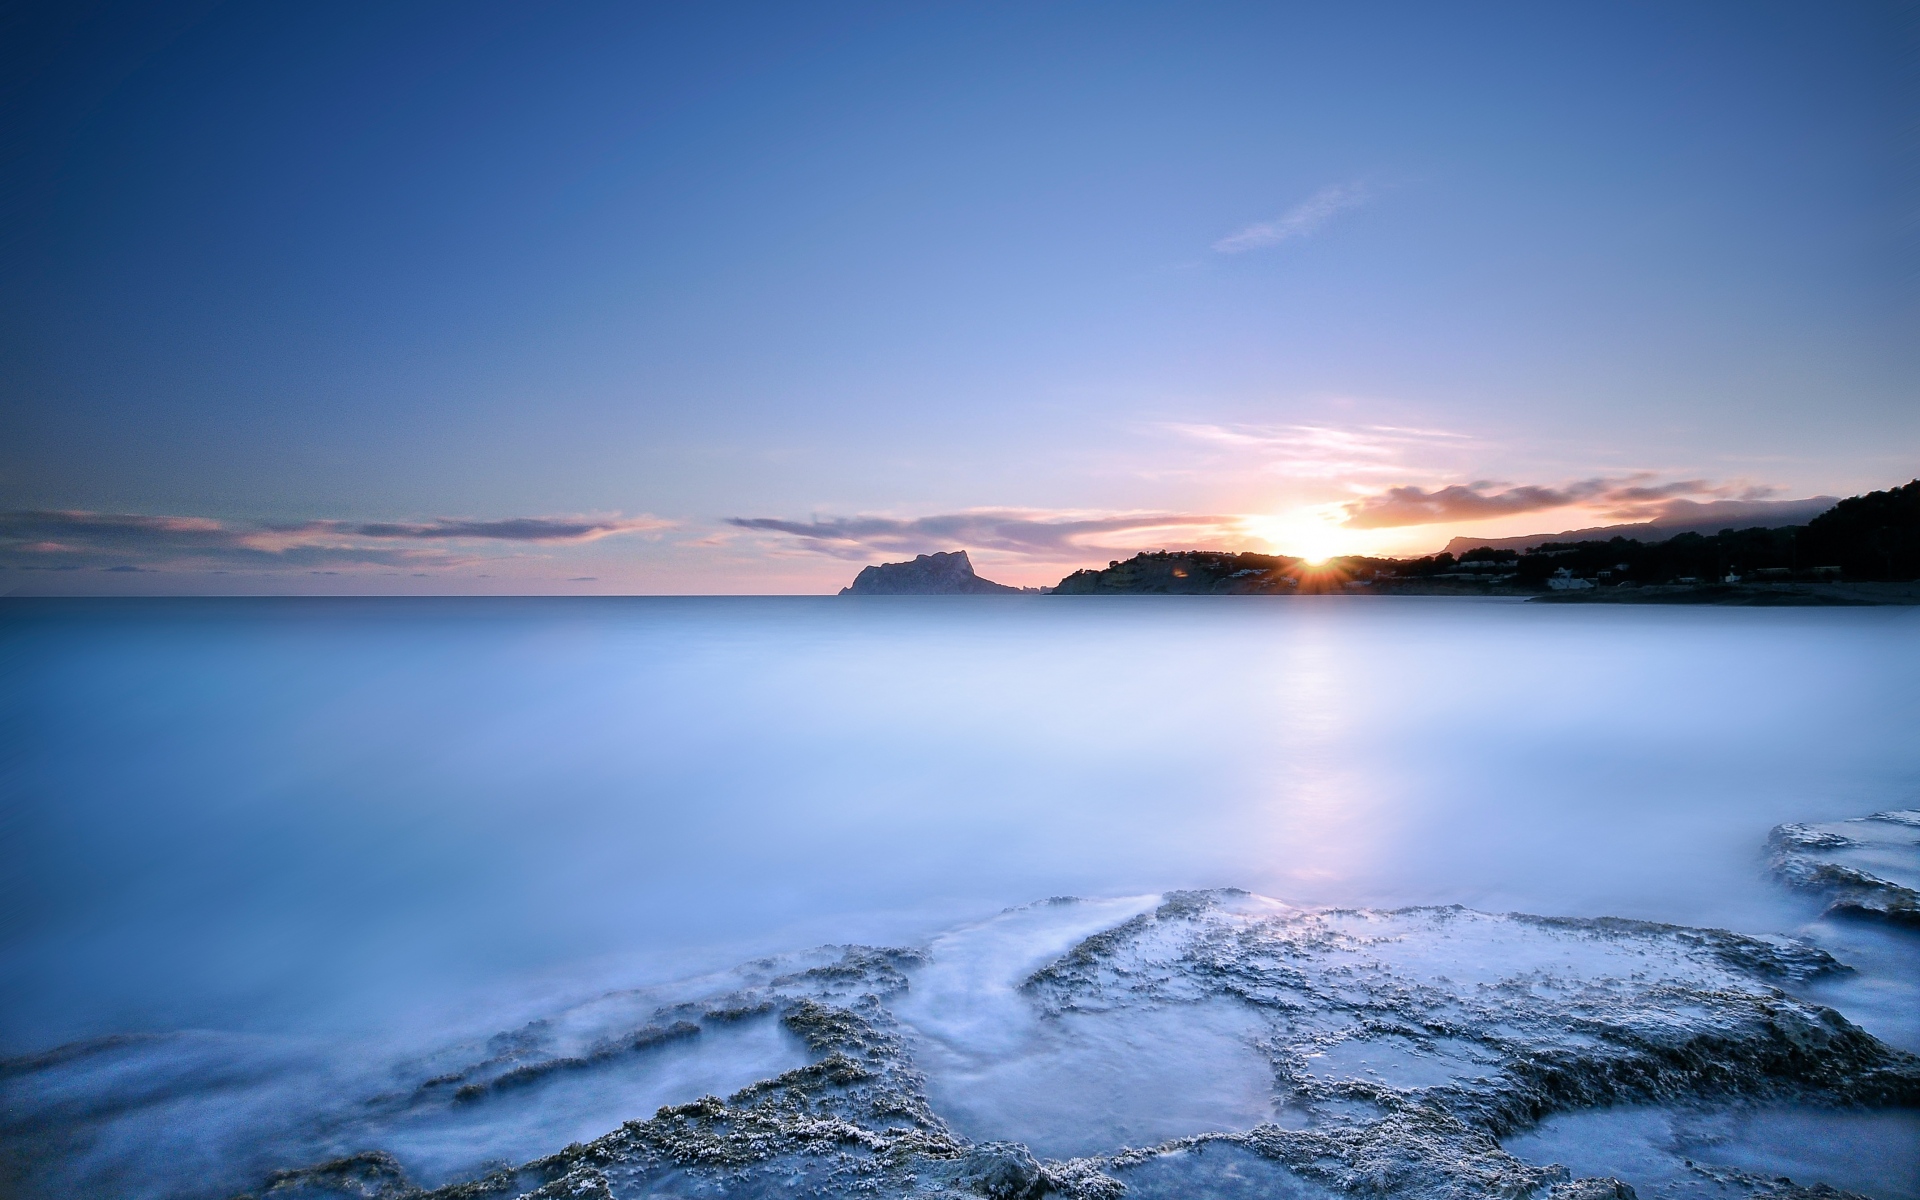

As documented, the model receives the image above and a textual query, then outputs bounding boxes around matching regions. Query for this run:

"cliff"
[838,550,1028,595]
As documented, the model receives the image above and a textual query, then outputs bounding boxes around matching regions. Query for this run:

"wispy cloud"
[0,510,672,573]
[726,509,1246,561]
[1339,477,1788,529]
[1214,183,1371,253]
[1161,421,1478,479]
[265,515,670,542]
[1343,482,1608,528]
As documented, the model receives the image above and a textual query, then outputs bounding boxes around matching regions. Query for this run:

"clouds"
[270,516,670,542]
[727,509,1245,561]
[1339,477,1783,529]
[0,510,671,573]
[1160,422,1811,544]
[6,480,1823,588]
[1342,483,1602,528]
[1214,183,1371,253]
[1161,422,1478,480]
[729,471,1814,573]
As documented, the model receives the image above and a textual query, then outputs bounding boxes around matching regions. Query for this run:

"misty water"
[2,596,1916,1198]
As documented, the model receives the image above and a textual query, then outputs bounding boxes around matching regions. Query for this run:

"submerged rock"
[943,1142,1045,1199]
[1767,810,1920,926]
[15,810,1919,1200]
[1547,1181,1638,1200]
[257,1151,413,1199]
[207,891,1918,1200]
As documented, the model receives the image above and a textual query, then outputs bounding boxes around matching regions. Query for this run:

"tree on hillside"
[1799,480,1920,580]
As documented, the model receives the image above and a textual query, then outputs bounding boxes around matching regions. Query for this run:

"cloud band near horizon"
[3,477,1834,580]
[726,510,1245,561]
[1337,477,1801,529]
[0,510,671,573]
[731,476,1827,565]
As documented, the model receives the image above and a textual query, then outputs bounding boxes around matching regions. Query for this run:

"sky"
[1,0,1913,593]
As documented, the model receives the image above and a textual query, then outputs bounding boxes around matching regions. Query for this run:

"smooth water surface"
[2,596,1916,1194]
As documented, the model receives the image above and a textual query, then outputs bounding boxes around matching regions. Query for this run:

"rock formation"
[1767,810,1920,926]
[13,814,1916,1199]
[839,551,1028,595]
[228,891,1915,1200]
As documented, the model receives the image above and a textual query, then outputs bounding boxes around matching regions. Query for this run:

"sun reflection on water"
[1256,612,1399,901]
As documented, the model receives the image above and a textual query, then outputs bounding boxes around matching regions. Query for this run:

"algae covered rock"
[1548,1179,1638,1200]
[255,1151,413,1199]
[946,1142,1045,1199]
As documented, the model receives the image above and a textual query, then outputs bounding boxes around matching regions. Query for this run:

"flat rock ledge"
[1767,810,1920,926]
[237,889,1918,1200]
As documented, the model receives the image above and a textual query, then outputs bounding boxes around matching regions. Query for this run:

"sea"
[1,596,1916,1198]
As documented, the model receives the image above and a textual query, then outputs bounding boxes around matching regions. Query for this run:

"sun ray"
[1243,506,1354,563]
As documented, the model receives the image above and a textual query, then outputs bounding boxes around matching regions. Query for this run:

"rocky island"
[839,551,1036,595]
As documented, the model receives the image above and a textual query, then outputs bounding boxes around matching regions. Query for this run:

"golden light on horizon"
[1244,506,1354,564]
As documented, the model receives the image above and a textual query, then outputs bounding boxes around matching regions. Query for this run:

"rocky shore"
[1767,811,1920,927]
[235,889,1915,1200]
[8,814,1916,1200]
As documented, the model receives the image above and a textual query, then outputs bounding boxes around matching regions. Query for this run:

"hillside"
[1440,496,1836,556]
[1045,480,1920,600]
[1052,551,1307,594]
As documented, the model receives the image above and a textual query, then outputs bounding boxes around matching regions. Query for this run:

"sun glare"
[1247,508,1352,564]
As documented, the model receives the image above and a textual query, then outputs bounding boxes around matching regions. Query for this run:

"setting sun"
[1245,507,1354,564]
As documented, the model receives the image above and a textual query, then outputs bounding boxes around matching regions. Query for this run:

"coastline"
[1524,580,1920,606]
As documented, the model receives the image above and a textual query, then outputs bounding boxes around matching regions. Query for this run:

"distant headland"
[838,480,1920,604]
[838,550,1041,595]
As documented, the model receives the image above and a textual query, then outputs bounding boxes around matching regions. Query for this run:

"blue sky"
[1,1,1912,592]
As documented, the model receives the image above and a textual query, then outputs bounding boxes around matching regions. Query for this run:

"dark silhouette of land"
[839,550,1034,594]
[840,481,1920,603]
